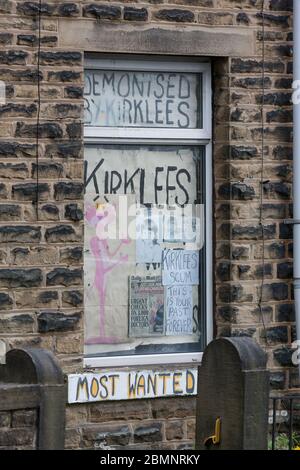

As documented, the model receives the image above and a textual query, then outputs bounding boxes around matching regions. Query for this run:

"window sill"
[83,351,203,369]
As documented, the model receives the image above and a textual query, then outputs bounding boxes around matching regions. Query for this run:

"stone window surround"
[58,20,254,368]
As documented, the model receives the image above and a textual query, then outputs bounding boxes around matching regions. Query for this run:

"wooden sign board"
[68,368,198,403]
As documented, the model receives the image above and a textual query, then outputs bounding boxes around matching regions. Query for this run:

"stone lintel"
[58,20,255,57]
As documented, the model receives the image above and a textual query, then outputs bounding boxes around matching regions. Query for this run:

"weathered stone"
[0,33,13,44]
[56,333,82,354]
[0,292,13,310]
[0,429,35,447]
[38,51,82,65]
[54,182,84,200]
[263,326,288,344]
[232,245,250,260]
[269,0,293,11]
[48,70,81,82]
[0,141,36,158]
[82,425,131,447]
[65,204,83,221]
[0,162,28,179]
[257,92,291,106]
[0,225,41,243]
[40,204,59,220]
[232,224,276,240]
[263,181,290,199]
[46,268,82,286]
[12,183,49,201]
[62,290,83,307]
[151,398,196,419]
[12,410,36,428]
[236,12,250,24]
[262,203,286,219]
[262,283,289,301]
[15,289,59,308]
[0,412,11,428]
[0,184,8,199]
[83,4,122,20]
[60,247,83,264]
[124,7,148,21]
[134,422,163,443]
[0,51,28,65]
[231,328,256,338]
[42,103,82,119]
[218,182,255,200]
[45,142,82,159]
[218,284,253,303]
[216,262,231,281]
[0,204,21,221]
[231,77,271,89]
[0,68,42,83]
[0,314,35,333]
[0,269,42,288]
[32,162,63,179]
[270,372,285,390]
[276,303,295,322]
[255,12,290,27]
[273,347,295,367]
[89,401,150,423]
[165,420,184,440]
[280,222,292,240]
[217,306,238,323]
[0,1,12,14]
[231,58,285,74]
[277,262,293,279]
[17,2,55,16]
[66,122,82,139]
[58,3,80,16]
[37,311,81,333]
[45,225,79,243]
[16,122,63,139]
[64,86,83,98]
[155,9,194,22]
[11,246,57,266]
[273,145,292,160]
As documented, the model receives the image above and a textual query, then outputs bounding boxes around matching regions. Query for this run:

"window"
[83,57,212,367]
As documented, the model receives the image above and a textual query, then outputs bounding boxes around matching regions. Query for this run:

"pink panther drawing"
[85,202,130,345]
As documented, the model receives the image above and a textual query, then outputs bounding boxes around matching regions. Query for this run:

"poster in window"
[129,276,164,337]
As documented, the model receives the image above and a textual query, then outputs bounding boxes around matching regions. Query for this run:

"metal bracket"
[203,417,222,447]
[284,219,300,225]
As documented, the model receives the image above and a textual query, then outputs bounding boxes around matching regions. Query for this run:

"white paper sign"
[166,285,193,335]
[84,69,200,128]
[68,368,198,403]
[162,249,199,286]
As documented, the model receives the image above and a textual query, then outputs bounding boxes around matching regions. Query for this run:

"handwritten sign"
[162,249,199,286]
[84,70,200,128]
[68,368,198,403]
[166,285,193,335]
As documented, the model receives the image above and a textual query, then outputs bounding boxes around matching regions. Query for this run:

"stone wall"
[0,0,295,450]
[0,409,37,450]
[65,397,196,450]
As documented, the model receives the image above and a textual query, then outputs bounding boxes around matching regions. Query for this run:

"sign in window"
[84,70,201,128]
[83,59,211,363]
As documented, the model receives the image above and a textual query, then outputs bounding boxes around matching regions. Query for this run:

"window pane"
[84,145,206,357]
[84,70,202,129]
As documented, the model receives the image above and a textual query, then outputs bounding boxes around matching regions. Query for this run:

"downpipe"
[292,0,300,379]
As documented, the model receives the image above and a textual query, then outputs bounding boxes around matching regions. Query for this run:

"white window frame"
[83,57,213,369]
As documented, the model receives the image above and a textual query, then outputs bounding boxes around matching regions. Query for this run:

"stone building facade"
[0,0,296,450]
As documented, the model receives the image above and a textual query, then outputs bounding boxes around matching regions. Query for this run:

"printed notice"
[129,276,164,337]
[166,285,193,336]
[162,249,199,286]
